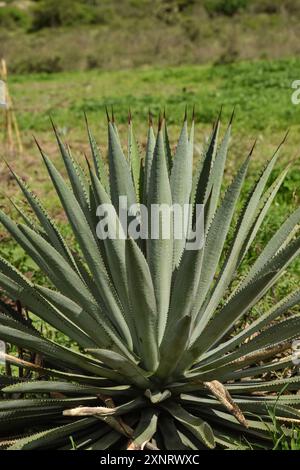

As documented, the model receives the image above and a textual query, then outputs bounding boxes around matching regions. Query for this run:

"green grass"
[8,58,300,136]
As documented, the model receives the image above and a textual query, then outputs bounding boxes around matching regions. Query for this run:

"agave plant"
[0,109,299,450]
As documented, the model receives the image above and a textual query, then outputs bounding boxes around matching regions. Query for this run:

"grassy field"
[2,57,300,197]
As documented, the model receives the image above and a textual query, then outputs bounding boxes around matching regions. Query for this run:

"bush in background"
[204,0,249,16]
[0,6,30,29]
[11,55,63,74]
[31,0,105,31]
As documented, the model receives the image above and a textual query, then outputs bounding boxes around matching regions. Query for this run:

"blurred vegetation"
[30,0,106,30]
[204,0,249,16]
[0,0,300,73]
[0,6,30,29]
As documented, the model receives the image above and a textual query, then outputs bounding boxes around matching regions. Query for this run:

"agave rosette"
[0,110,299,450]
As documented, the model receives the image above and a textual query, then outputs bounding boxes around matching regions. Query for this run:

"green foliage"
[12,56,63,75]
[204,0,249,16]
[0,6,30,30]
[265,406,300,450]
[31,0,105,31]
[0,112,299,450]
[1,0,300,72]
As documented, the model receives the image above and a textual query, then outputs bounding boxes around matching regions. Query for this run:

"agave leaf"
[88,430,121,450]
[159,415,187,450]
[2,354,116,385]
[189,235,300,361]
[85,113,109,192]
[128,117,141,201]
[8,197,41,233]
[0,324,117,378]
[0,209,44,263]
[0,277,96,350]
[191,151,251,324]
[206,116,232,226]
[237,207,300,290]
[168,245,204,327]
[0,396,98,413]
[217,314,300,367]
[59,425,112,450]
[108,121,136,212]
[17,224,132,355]
[192,115,220,223]
[234,165,292,273]
[143,121,156,204]
[9,171,78,272]
[226,376,300,394]
[0,298,31,327]
[156,315,191,380]
[125,237,159,371]
[0,410,66,434]
[184,271,280,368]
[88,165,134,336]
[38,150,133,352]
[147,122,173,344]
[36,285,111,349]
[51,126,91,224]
[0,312,38,336]
[8,417,98,450]
[0,259,102,348]
[131,409,158,448]
[3,381,133,396]
[163,118,173,173]
[194,138,286,334]
[223,355,294,381]
[198,289,300,369]
[161,401,215,449]
[87,349,150,389]
[170,118,192,267]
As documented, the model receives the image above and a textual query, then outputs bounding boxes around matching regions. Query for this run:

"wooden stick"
[0,58,23,154]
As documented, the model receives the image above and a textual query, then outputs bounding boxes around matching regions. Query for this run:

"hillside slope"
[0,0,300,73]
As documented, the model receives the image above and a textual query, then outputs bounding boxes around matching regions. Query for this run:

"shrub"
[11,56,63,74]
[204,0,249,16]
[30,0,104,31]
[0,6,30,30]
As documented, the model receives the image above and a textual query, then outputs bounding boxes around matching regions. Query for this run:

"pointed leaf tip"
[281,129,290,146]
[148,110,153,127]
[49,115,57,134]
[128,108,132,124]
[184,104,188,122]
[229,106,236,126]
[249,138,257,157]
[33,136,44,155]
[105,106,110,122]
[83,153,91,171]
[158,113,164,131]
